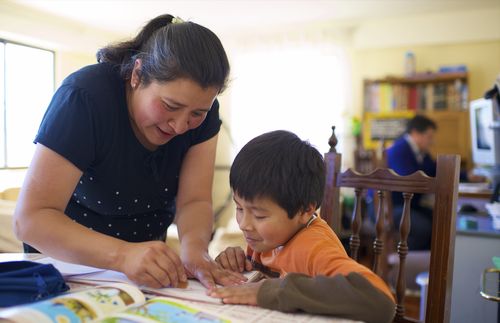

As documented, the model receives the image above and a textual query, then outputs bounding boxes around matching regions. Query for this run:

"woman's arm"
[176,134,244,288]
[14,144,116,264]
[176,135,217,255]
[14,144,186,288]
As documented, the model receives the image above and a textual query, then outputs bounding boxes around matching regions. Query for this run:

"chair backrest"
[320,127,460,323]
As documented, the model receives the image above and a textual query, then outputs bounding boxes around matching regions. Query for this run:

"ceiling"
[11,0,500,38]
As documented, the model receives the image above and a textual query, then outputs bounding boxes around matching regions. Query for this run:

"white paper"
[36,256,106,277]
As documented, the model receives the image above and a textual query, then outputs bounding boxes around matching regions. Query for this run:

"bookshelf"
[362,72,471,168]
[363,72,468,113]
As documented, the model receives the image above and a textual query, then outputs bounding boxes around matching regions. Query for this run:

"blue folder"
[0,260,69,307]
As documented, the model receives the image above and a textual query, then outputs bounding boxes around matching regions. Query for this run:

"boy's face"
[234,193,314,253]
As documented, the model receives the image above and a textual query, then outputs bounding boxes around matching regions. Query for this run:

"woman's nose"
[168,114,189,135]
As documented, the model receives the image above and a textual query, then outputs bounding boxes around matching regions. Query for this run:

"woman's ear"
[130,59,142,88]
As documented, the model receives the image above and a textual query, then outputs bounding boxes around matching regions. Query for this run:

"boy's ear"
[297,204,317,225]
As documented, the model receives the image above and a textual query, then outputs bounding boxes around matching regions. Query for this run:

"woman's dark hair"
[97,14,230,92]
[406,115,437,133]
[230,130,325,219]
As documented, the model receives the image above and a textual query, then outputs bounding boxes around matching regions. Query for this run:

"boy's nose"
[238,213,253,231]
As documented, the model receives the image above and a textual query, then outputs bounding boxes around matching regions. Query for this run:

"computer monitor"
[470,98,500,167]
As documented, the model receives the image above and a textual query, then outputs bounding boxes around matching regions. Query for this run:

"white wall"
[352,7,500,49]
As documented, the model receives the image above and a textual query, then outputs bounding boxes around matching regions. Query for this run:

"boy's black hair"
[230,130,325,219]
[406,115,437,134]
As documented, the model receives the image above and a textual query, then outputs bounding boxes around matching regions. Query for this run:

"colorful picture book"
[0,281,344,323]
[0,257,349,323]
[0,283,234,323]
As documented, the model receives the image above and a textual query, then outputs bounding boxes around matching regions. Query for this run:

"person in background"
[13,14,244,289]
[209,130,395,323]
[386,115,485,250]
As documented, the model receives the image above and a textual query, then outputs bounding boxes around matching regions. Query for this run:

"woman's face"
[127,61,219,150]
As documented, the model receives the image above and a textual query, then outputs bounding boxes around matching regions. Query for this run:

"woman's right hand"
[116,241,187,288]
[215,246,252,273]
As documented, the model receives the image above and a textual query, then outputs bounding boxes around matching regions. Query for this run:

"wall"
[0,1,104,191]
[351,41,500,117]
[347,6,500,170]
[350,5,500,116]
[0,1,235,226]
[2,1,500,226]
[0,1,116,83]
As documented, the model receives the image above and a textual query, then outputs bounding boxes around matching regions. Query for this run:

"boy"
[209,130,395,323]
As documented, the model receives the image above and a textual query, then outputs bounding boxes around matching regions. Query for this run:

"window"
[230,44,348,157]
[0,41,54,168]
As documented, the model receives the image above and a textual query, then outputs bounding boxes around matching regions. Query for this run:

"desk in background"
[451,213,500,323]
[457,183,492,213]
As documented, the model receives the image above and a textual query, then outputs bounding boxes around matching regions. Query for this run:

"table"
[450,213,500,323]
[457,185,492,213]
[0,253,358,323]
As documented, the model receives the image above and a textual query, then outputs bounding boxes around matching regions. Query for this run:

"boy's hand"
[182,249,247,288]
[215,246,252,273]
[208,280,265,305]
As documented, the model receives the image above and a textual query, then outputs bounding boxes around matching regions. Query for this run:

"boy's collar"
[306,213,318,228]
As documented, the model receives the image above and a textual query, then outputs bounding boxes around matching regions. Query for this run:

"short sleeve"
[35,85,96,171]
[189,99,222,145]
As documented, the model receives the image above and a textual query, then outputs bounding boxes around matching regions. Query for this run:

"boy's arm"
[257,272,395,323]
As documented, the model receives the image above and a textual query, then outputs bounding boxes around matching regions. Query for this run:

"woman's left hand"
[182,251,247,288]
[208,280,265,305]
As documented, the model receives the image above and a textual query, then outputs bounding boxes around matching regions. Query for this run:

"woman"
[13,14,243,289]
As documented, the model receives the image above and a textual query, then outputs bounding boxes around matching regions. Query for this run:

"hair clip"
[171,16,184,24]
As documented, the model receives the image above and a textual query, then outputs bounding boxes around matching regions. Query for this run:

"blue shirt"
[387,136,466,208]
[386,136,436,208]
[34,63,221,243]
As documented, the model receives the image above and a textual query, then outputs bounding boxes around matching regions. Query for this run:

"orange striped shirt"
[247,218,394,302]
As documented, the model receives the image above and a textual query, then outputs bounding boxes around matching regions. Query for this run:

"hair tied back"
[171,16,185,24]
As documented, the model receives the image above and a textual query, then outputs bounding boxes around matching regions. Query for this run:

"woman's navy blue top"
[33,62,221,244]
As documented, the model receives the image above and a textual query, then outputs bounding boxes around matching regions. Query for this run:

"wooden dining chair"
[320,126,460,323]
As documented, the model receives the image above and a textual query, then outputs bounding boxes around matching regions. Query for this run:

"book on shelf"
[363,72,468,112]
[433,83,447,110]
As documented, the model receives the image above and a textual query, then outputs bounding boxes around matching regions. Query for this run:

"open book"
[0,282,350,323]
[3,257,353,322]
[0,283,235,322]
[36,257,263,305]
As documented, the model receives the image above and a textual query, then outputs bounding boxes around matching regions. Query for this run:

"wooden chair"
[320,126,460,323]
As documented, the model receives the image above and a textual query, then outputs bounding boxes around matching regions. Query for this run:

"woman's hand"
[215,246,252,273]
[182,249,247,288]
[208,280,265,305]
[116,241,187,288]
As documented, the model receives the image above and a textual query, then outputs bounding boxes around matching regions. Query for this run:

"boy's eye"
[254,215,267,220]
[236,207,243,212]
[192,111,204,117]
